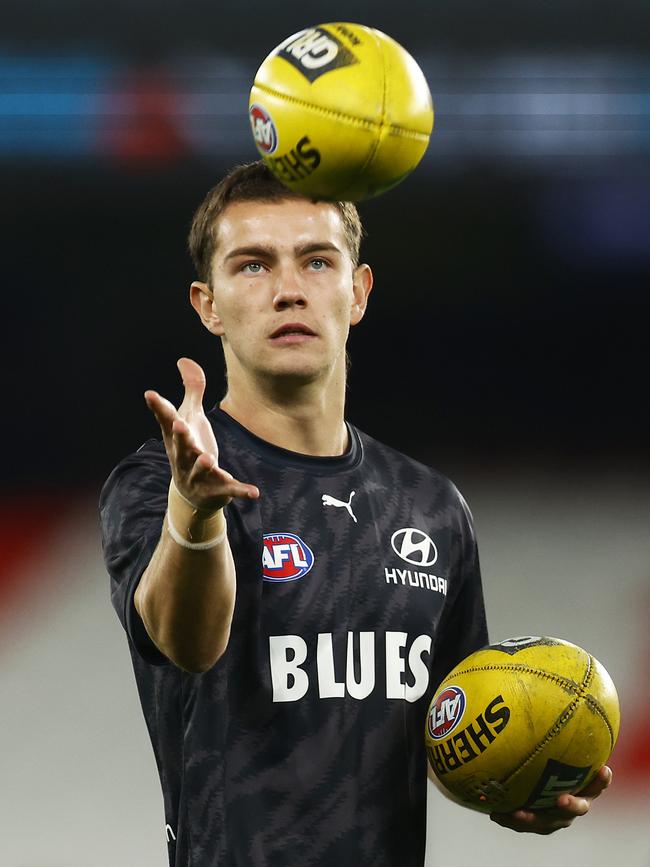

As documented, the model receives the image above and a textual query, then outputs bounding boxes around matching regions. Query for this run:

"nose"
[272,267,308,311]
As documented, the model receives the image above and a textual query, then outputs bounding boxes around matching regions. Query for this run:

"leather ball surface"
[249,23,434,201]
[425,636,620,813]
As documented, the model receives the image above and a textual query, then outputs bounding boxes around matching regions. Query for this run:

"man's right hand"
[144,357,259,510]
[136,357,257,672]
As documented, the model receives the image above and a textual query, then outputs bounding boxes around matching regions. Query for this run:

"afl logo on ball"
[249,104,278,154]
[262,533,314,582]
[427,686,466,740]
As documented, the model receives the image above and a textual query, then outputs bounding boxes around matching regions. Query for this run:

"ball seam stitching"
[500,655,595,789]
[441,663,582,692]
[353,27,388,180]
[253,82,430,140]
[584,694,616,750]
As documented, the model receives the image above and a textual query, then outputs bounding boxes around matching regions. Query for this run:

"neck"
[219,364,348,457]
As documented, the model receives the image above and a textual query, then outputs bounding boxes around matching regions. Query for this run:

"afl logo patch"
[427,686,466,740]
[262,533,314,582]
[249,103,278,154]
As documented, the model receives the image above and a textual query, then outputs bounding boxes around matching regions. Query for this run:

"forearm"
[135,511,236,673]
[134,361,259,671]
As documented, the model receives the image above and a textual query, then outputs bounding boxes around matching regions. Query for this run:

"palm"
[144,357,258,510]
[176,366,219,462]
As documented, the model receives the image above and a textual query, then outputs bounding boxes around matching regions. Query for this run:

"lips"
[270,322,317,339]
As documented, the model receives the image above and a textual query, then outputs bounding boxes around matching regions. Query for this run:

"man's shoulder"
[107,436,169,479]
[351,424,475,530]
[100,437,169,510]
[353,425,457,489]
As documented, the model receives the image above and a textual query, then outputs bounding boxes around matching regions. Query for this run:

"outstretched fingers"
[172,415,203,473]
[145,391,210,475]
[145,390,180,440]
[145,363,259,505]
[188,453,260,501]
[177,357,207,415]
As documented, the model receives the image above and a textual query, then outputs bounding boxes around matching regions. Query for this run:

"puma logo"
[322,491,357,523]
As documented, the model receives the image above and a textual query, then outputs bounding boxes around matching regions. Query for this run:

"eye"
[242,262,265,274]
[308,258,329,270]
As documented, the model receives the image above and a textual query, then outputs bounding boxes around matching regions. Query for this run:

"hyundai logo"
[390,528,438,567]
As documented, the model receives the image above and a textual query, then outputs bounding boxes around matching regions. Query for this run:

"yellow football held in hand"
[249,23,434,201]
[425,636,620,814]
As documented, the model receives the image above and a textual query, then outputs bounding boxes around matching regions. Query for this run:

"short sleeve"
[99,439,171,665]
[430,485,489,689]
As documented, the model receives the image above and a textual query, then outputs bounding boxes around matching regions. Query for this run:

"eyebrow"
[223,242,343,262]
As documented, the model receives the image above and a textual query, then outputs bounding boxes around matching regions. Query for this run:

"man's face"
[193,198,372,387]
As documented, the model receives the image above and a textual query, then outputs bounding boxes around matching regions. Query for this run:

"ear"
[189,281,225,336]
[350,264,373,326]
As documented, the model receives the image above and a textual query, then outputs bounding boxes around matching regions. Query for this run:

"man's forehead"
[214,199,347,252]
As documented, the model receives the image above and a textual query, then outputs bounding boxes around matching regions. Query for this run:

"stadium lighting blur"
[0,52,648,164]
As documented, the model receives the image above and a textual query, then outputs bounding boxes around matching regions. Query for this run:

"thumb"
[177,357,206,413]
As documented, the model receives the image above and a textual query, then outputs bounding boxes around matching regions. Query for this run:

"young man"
[100,162,611,866]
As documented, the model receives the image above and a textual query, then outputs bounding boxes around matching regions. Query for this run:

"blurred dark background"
[2,1,648,488]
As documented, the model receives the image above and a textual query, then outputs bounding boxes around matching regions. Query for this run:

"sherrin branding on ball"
[425,636,620,814]
[249,23,434,201]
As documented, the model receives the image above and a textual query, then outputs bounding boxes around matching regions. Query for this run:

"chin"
[271,366,322,385]
[261,358,328,386]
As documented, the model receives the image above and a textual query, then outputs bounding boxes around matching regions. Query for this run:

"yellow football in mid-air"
[249,22,434,201]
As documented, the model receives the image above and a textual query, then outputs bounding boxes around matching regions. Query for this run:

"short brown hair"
[188,161,363,283]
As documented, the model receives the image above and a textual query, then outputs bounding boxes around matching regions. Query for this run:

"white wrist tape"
[166,480,227,550]
[166,512,227,550]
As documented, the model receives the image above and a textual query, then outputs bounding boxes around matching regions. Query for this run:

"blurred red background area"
[99,71,188,166]
[0,496,73,613]
[609,598,650,794]
[613,720,650,791]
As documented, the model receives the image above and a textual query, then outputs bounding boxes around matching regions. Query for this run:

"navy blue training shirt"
[100,408,488,867]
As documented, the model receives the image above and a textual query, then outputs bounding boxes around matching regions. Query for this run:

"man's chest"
[218,457,467,713]
[250,471,456,650]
